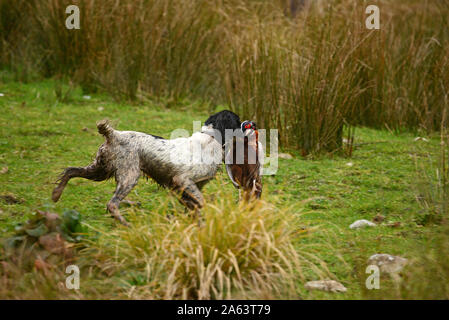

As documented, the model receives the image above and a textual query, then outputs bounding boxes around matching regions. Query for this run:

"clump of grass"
[414,128,449,225]
[0,263,77,299]
[0,188,328,299]
[78,194,320,299]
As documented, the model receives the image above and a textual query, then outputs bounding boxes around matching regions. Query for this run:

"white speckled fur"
[52,120,223,225]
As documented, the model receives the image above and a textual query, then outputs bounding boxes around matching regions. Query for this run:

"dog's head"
[204,110,241,146]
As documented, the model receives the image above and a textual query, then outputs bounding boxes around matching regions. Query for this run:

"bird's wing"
[224,143,240,189]
[257,140,264,176]
[226,164,240,188]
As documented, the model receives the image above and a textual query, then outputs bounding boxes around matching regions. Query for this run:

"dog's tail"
[97,119,114,142]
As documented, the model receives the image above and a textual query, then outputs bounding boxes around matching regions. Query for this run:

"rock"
[83,95,91,100]
[368,254,408,274]
[414,137,429,142]
[278,153,293,159]
[0,166,8,174]
[305,280,347,293]
[97,106,104,111]
[346,162,354,167]
[0,93,4,97]
[350,219,376,229]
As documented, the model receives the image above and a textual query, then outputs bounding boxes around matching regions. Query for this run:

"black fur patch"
[204,110,241,146]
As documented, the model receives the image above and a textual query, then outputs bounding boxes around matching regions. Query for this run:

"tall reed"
[1,0,448,153]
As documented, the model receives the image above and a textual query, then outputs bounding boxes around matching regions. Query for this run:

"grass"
[1,79,447,299]
[77,199,306,300]
[1,0,448,154]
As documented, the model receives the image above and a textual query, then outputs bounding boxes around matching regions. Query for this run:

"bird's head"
[241,120,257,137]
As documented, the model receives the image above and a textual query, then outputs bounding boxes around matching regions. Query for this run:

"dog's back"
[96,120,222,187]
[53,120,224,225]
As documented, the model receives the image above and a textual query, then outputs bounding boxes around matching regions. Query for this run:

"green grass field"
[0,79,447,299]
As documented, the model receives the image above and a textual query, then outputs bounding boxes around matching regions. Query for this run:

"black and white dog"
[52,110,263,225]
[52,120,222,225]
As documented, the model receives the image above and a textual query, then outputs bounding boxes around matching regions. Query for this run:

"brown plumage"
[226,123,263,201]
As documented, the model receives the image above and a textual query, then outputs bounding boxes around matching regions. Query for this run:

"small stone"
[346,162,354,167]
[414,137,429,142]
[278,153,293,159]
[350,219,376,229]
[82,127,89,132]
[83,95,91,100]
[368,254,408,274]
[97,106,104,111]
[0,93,4,97]
[305,280,347,293]
[0,167,8,174]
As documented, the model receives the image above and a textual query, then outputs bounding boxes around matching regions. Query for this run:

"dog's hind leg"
[173,177,205,209]
[107,167,140,226]
[52,163,110,202]
[173,176,205,225]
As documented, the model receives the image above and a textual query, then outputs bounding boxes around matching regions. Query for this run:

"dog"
[52,120,222,226]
